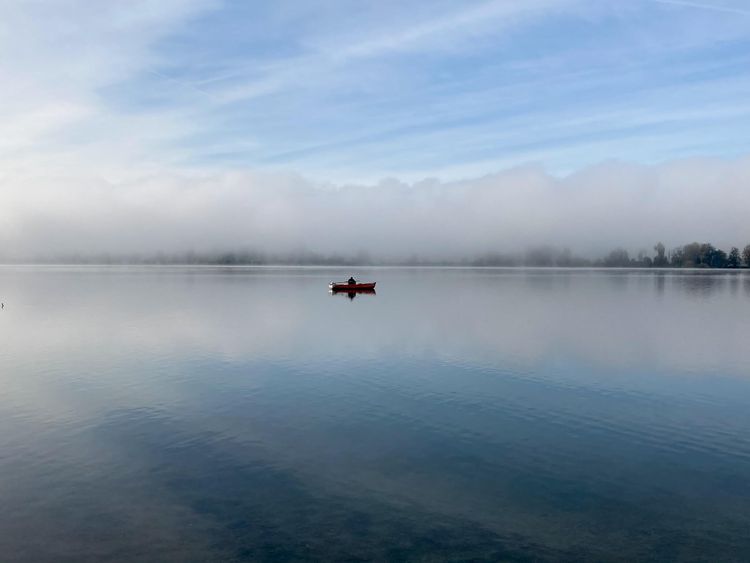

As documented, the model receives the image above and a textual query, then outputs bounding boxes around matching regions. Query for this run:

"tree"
[717,249,729,268]
[670,247,684,267]
[743,245,750,268]
[603,248,631,267]
[727,247,741,268]
[702,245,727,268]
[653,242,668,267]
[681,242,702,267]
[669,242,728,268]
[636,249,652,267]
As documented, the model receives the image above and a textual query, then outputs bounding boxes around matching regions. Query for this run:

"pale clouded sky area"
[1,0,750,258]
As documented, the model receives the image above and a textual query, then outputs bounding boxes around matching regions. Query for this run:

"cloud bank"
[2,155,749,261]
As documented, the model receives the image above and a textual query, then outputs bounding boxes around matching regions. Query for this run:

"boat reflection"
[329,288,377,301]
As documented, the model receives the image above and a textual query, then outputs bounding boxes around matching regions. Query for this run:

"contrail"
[649,0,750,16]
[146,69,260,154]
[148,69,219,102]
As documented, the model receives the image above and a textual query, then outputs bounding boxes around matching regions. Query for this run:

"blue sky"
[3,0,750,181]
[124,0,750,181]
[2,0,750,257]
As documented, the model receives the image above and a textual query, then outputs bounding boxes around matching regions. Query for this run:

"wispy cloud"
[648,0,750,17]
[4,0,750,179]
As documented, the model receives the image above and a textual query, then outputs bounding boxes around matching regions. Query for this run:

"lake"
[1,266,750,562]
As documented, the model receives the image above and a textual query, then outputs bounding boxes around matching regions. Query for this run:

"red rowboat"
[329,282,376,291]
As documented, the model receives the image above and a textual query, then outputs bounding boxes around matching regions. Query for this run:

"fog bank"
[2,156,750,261]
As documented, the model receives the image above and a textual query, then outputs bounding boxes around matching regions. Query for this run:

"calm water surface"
[1,266,750,562]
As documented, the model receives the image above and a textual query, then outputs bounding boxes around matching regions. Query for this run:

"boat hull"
[329,282,376,291]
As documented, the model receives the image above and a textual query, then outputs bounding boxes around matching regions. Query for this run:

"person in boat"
[348,276,356,285]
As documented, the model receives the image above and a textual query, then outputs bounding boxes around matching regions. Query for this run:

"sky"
[1,0,750,259]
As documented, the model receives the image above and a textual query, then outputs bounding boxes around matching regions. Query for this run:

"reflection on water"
[330,288,377,300]
[1,266,750,562]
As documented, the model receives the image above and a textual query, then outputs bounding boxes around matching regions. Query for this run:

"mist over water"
[2,266,750,561]
[3,156,750,261]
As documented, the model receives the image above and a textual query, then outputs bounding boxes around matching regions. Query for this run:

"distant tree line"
[597,242,750,269]
[461,242,750,268]
[10,243,750,267]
